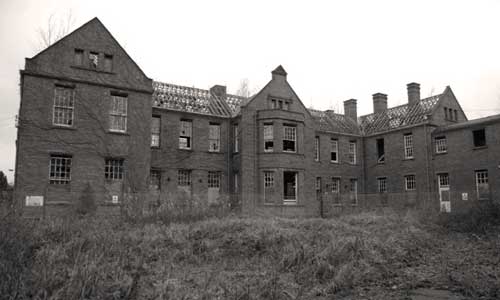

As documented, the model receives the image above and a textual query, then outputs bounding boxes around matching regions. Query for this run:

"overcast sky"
[1,0,500,183]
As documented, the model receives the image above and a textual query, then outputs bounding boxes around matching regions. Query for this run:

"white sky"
[1,0,500,183]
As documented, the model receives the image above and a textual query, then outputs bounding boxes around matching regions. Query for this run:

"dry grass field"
[1,205,499,300]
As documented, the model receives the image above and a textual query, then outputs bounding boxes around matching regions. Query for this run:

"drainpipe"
[424,121,431,210]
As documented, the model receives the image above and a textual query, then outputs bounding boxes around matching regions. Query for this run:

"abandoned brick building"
[14,18,500,217]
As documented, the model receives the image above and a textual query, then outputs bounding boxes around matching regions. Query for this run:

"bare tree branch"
[36,10,75,50]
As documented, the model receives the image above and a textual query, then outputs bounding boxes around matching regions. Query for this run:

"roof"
[152,81,247,117]
[309,108,361,135]
[434,113,500,133]
[359,95,441,135]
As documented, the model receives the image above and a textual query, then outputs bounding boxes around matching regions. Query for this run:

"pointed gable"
[25,17,152,93]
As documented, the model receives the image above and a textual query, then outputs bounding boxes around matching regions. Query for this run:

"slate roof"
[309,108,361,135]
[434,113,500,133]
[152,81,247,117]
[358,95,441,135]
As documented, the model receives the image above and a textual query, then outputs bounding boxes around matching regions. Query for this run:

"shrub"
[436,201,500,234]
[74,183,96,215]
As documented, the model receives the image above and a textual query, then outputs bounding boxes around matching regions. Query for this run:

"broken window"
[49,154,72,184]
[104,54,113,72]
[105,158,124,180]
[179,120,192,149]
[283,171,297,203]
[378,177,387,193]
[74,49,83,66]
[376,138,385,163]
[178,170,191,186]
[404,133,413,159]
[53,86,74,127]
[150,169,161,190]
[435,136,447,153]
[264,123,273,152]
[473,129,486,147]
[109,95,127,132]
[475,170,489,200]
[283,125,296,152]
[209,123,221,152]
[349,141,357,164]
[349,179,358,205]
[151,116,161,147]
[233,124,239,153]
[89,52,99,69]
[208,171,221,188]
[314,136,320,161]
[330,138,338,163]
[405,175,416,191]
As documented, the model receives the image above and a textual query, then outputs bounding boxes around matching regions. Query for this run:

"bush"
[436,201,500,234]
[74,183,96,215]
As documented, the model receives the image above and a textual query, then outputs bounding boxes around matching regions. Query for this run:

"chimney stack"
[407,82,420,105]
[372,93,388,114]
[271,65,287,82]
[344,99,357,121]
[210,85,227,99]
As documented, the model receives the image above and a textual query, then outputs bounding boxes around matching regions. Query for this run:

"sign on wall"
[462,193,468,201]
[112,195,119,204]
[25,196,44,206]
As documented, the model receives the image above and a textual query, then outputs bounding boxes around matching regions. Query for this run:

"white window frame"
[233,124,239,153]
[404,133,414,159]
[350,179,358,205]
[475,170,489,200]
[52,87,75,127]
[435,136,447,154]
[314,136,320,161]
[208,171,221,188]
[348,141,357,164]
[377,177,387,193]
[109,95,127,132]
[179,120,193,150]
[178,170,191,186]
[405,175,416,191]
[264,171,274,188]
[331,138,339,163]
[264,124,274,152]
[105,158,124,180]
[49,154,72,184]
[151,116,161,147]
[283,171,298,204]
[209,123,221,152]
[283,125,296,153]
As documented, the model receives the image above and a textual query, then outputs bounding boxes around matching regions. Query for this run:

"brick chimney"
[407,82,420,105]
[344,99,357,120]
[373,93,388,114]
[271,65,287,82]
[210,85,227,99]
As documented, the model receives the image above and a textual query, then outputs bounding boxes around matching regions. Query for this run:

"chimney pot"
[210,85,227,99]
[372,93,388,114]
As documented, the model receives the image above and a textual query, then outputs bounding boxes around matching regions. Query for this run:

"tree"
[236,78,253,98]
[0,171,7,191]
[36,11,75,50]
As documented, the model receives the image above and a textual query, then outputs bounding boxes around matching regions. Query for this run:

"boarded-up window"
[350,179,358,205]
[151,116,161,147]
[49,154,72,184]
[179,120,192,149]
[53,87,74,127]
[475,170,489,200]
[209,123,221,152]
[264,123,273,152]
[109,95,127,132]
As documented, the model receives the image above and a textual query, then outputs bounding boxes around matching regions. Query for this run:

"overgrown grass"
[1,208,499,299]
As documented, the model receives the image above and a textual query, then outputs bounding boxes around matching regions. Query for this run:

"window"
[271,99,277,109]
[405,175,416,191]
[105,158,124,180]
[473,129,486,147]
[209,123,221,152]
[376,138,385,163]
[331,177,341,205]
[74,49,83,66]
[475,170,489,200]
[264,123,273,152]
[438,173,450,187]
[449,108,453,120]
[348,141,357,164]
[314,136,320,161]
[208,171,221,188]
[404,133,413,159]
[264,171,274,188]
[315,177,321,191]
[444,107,448,119]
[234,172,239,193]
[151,116,161,147]
[53,87,74,127]
[178,170,191,186]
[434,136,447,153]
[179,120,192,149]
[233,124,239,153]
[350,179,358,205]
[150,170,161,190]
[283,125,296,152]
[330,138,338,163]
[454,110,458,121]
[89,52,99,68]
[49,154,72,184]
[104,54,113,72]
[283,171,297,203]
[279,100,283,109]
[109,95,127,132]
[378,177,387,193]
[283,102,289,110]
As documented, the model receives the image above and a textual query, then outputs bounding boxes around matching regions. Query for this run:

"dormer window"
[89,52,99,69]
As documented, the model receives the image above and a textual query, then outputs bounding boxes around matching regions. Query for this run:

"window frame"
[49,154,72,184]
[89,51,99,69]
[233,124,239,153]
[74,49,84,66]
[348,141,357,164]
[263,123,274,152]
[405,174,416,191]
[314,136,320,161]
[208,171,221,188]
[103,54,113,72]
[377,177,387,193]
[208,123,221,152]
[151,115,161,148]
[435,136,447,154]
[109,95,128,133]
[475,170,489,200]
[105,158,124,181]
[179,119,193,150]
[404,133,414,159]
[52,86,75,127]
[283,125,297,153]
[149,169,161,190]
[330,138,339,163]
[473,129,486,148]
[283,171,298,204]
[178,170,192,186]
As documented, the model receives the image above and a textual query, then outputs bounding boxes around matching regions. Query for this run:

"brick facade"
[14,18,500,217]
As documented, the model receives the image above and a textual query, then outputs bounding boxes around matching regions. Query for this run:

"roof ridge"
[360,93,442,119]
